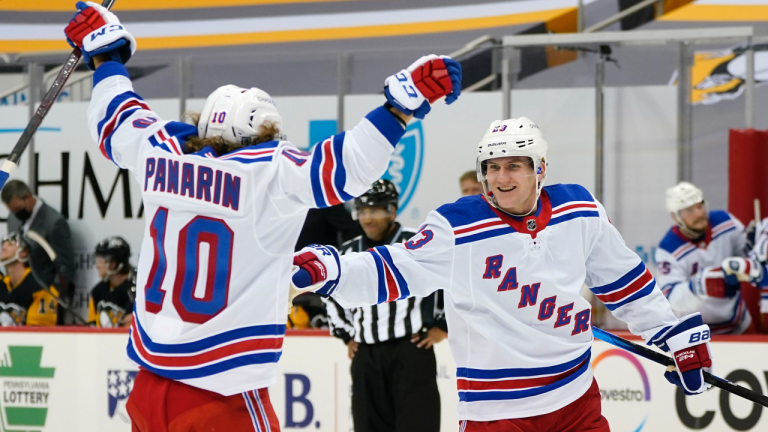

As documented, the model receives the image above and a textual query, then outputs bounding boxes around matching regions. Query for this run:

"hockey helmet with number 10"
[198,85,283,145]
[476,117,548,210]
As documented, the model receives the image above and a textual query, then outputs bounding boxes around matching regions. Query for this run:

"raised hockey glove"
[64,1,136,70]
[653,313,713,395]
[384,55,462,119]
[690,266,740,299]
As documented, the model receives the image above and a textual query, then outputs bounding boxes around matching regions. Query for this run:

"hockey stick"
[755,198,761,225]
[593,327,768,407]
[24,230,89,325]
[0,0,117,190]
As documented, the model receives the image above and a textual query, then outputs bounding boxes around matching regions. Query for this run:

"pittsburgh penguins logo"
[686,43,768,105]
[527,219,537,231]
[0,303,26,326]
[96,301,127,328]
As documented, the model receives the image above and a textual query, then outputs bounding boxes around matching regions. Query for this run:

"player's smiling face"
[485,156,540,214]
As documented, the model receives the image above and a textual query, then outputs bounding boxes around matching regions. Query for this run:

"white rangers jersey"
[325,184,679,421]
[654,211,750,334]
[87,62,405,395]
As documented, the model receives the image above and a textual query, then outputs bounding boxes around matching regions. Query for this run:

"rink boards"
[0,328,766,432]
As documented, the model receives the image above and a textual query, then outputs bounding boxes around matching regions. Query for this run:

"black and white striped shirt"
[322,223,447,344]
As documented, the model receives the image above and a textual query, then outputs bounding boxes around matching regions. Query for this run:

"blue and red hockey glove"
[384,55,462,119]
[652,313,713,395]
[291,244,341,296]
[64,1,136,70]
[690,266,741,299]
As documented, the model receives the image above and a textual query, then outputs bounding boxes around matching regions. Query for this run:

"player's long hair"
[183,112,281,156]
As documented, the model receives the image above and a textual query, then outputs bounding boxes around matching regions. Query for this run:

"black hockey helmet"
[355,179,399,210]
[95,236,131,269]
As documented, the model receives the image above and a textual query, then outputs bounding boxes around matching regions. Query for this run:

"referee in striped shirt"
[322,179,447,432]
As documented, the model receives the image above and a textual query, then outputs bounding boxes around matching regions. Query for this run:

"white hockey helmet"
[476,117,548,211]
[665,181,704,214]
[198,85,283,145]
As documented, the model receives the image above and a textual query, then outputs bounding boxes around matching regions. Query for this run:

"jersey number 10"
[144,207,234,324]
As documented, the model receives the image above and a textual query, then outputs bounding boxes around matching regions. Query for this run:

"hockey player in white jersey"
[64,2,462,431]
[746,217,768,321]
[655,182,761,334]
[292,118,714,431]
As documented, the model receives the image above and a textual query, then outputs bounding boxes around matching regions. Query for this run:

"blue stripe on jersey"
[148,135,173,154]
[457,348,591,379]
[661,283,676,297]
[455,227,515,245]
[590,262,645,295]
[97,91,145,138]
[543,184,595,209]
[604,281,656,311]
[678,247,697,260]
[126,344,282,380]
[458,357,590,402]
[103,107,140,162]
[230,141,281,153]
[712,226,736,241]
[309,139,329,208]
[375,246,410,299]
[163,121,198,144]
[658,227,687,255]
[709,210,732,227]
[223,156,273,164]
[438,195,499,228]
[332,133,354,202]
[93,61,130,87]
[134,319,286,354]
[366,250,389,304]
[365,106,406,147]
[549,211,600,226]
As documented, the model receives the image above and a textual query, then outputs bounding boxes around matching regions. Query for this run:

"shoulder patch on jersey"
[438,196,514,245]
[709,210,732,227]
[545,184,600,225]
[543,184,595,209]
[710,210,738,241]
[437,195,498,228]
[658,227,696,260]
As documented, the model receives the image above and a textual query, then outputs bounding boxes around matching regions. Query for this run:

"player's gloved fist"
[64,1,136,70]
[291,245,340,293]
[721,256,762,285]
[384,55,462,119]
[690,266,740,299]
[653,313,713,395]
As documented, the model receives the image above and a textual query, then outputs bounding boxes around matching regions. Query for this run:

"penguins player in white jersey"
[64,2,462,431]
[292,118,714,431]
[656,182,761,334]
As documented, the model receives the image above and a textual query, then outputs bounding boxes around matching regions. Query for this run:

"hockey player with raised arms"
[63,2,461,431]
[293,118,714,430]
[656,182,760,334]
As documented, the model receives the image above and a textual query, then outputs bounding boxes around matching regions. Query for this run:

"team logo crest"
[527,219,537,231]
[382,120,424,213]
[680,43,768,105]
